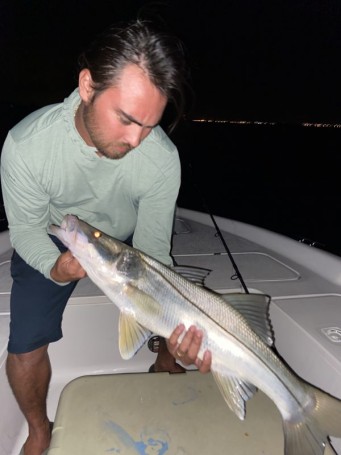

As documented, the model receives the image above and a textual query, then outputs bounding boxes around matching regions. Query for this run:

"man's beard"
[83,103,132,160]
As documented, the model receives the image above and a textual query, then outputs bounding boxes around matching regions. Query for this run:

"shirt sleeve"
[1,133,62,279]
[132,148,181,266]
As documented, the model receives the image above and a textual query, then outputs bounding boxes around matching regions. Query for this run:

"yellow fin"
[118,311,151,360]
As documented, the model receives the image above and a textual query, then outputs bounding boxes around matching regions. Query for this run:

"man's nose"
[125,125,144,149]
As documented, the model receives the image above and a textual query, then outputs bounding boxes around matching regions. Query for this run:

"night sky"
[1,0,341,124]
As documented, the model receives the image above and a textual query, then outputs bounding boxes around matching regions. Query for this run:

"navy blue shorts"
[8,236,78,354]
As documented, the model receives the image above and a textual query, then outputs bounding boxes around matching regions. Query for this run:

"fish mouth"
[60,214,79,232]
[49,215,81,246]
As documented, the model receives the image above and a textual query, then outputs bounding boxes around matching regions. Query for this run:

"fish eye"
[93,230,102,239]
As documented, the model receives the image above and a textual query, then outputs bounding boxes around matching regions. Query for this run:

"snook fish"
[50,215,341,455]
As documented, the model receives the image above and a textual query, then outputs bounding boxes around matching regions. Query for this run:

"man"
[1,20,211,455]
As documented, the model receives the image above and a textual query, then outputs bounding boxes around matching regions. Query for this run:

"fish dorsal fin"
[118,311,151,360]
[172,265,211,286]
[212,370,257,421]
[221,293,274,346]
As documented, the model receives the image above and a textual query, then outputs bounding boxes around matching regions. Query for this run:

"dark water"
[1,118,340,256]
[173,121,341,257]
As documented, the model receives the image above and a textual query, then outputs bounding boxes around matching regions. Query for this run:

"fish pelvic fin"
[118,311,151,360]
[118,283,163,359]
[283,386,341,455]
[212,370,257,421]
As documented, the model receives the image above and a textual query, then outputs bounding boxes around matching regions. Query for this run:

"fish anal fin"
[212,370,257,421]
[221,293,274,346]
[119,311,151,360]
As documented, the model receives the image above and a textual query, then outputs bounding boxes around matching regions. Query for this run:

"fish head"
[50,214,120,258]
[50,215,86,250]
[49,215,142,283]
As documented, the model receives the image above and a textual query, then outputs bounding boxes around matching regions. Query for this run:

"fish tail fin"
[283,387,341,455]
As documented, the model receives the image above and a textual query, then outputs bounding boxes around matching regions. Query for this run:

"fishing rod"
[185,163,249,294]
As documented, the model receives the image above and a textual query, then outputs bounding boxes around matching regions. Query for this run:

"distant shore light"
[192,119,341,128]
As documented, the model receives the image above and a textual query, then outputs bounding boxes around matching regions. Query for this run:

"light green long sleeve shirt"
[1,89,181,279]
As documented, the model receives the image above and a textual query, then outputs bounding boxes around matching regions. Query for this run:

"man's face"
[78,64,167,159]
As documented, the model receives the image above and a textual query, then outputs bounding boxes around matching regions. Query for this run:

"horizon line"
[191,119,341,128]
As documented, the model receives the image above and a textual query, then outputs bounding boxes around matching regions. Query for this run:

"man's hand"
[167,324,212,374]
[50,251,87,283]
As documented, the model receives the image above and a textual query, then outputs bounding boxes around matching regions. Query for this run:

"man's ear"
[79,69,94,103]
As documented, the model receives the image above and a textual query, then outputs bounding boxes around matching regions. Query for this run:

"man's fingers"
[166,324,212,372]
[196,350,212,374]
[167,323,185,351]
[51,251,87,282]
[185,327,203,360]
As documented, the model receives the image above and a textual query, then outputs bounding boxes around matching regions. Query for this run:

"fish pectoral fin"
[125,284,162,315]
[212,370,257,421]
[221,293,274,347]
[118,312,151,360]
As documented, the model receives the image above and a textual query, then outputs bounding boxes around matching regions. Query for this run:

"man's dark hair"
[78,20,190,133]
